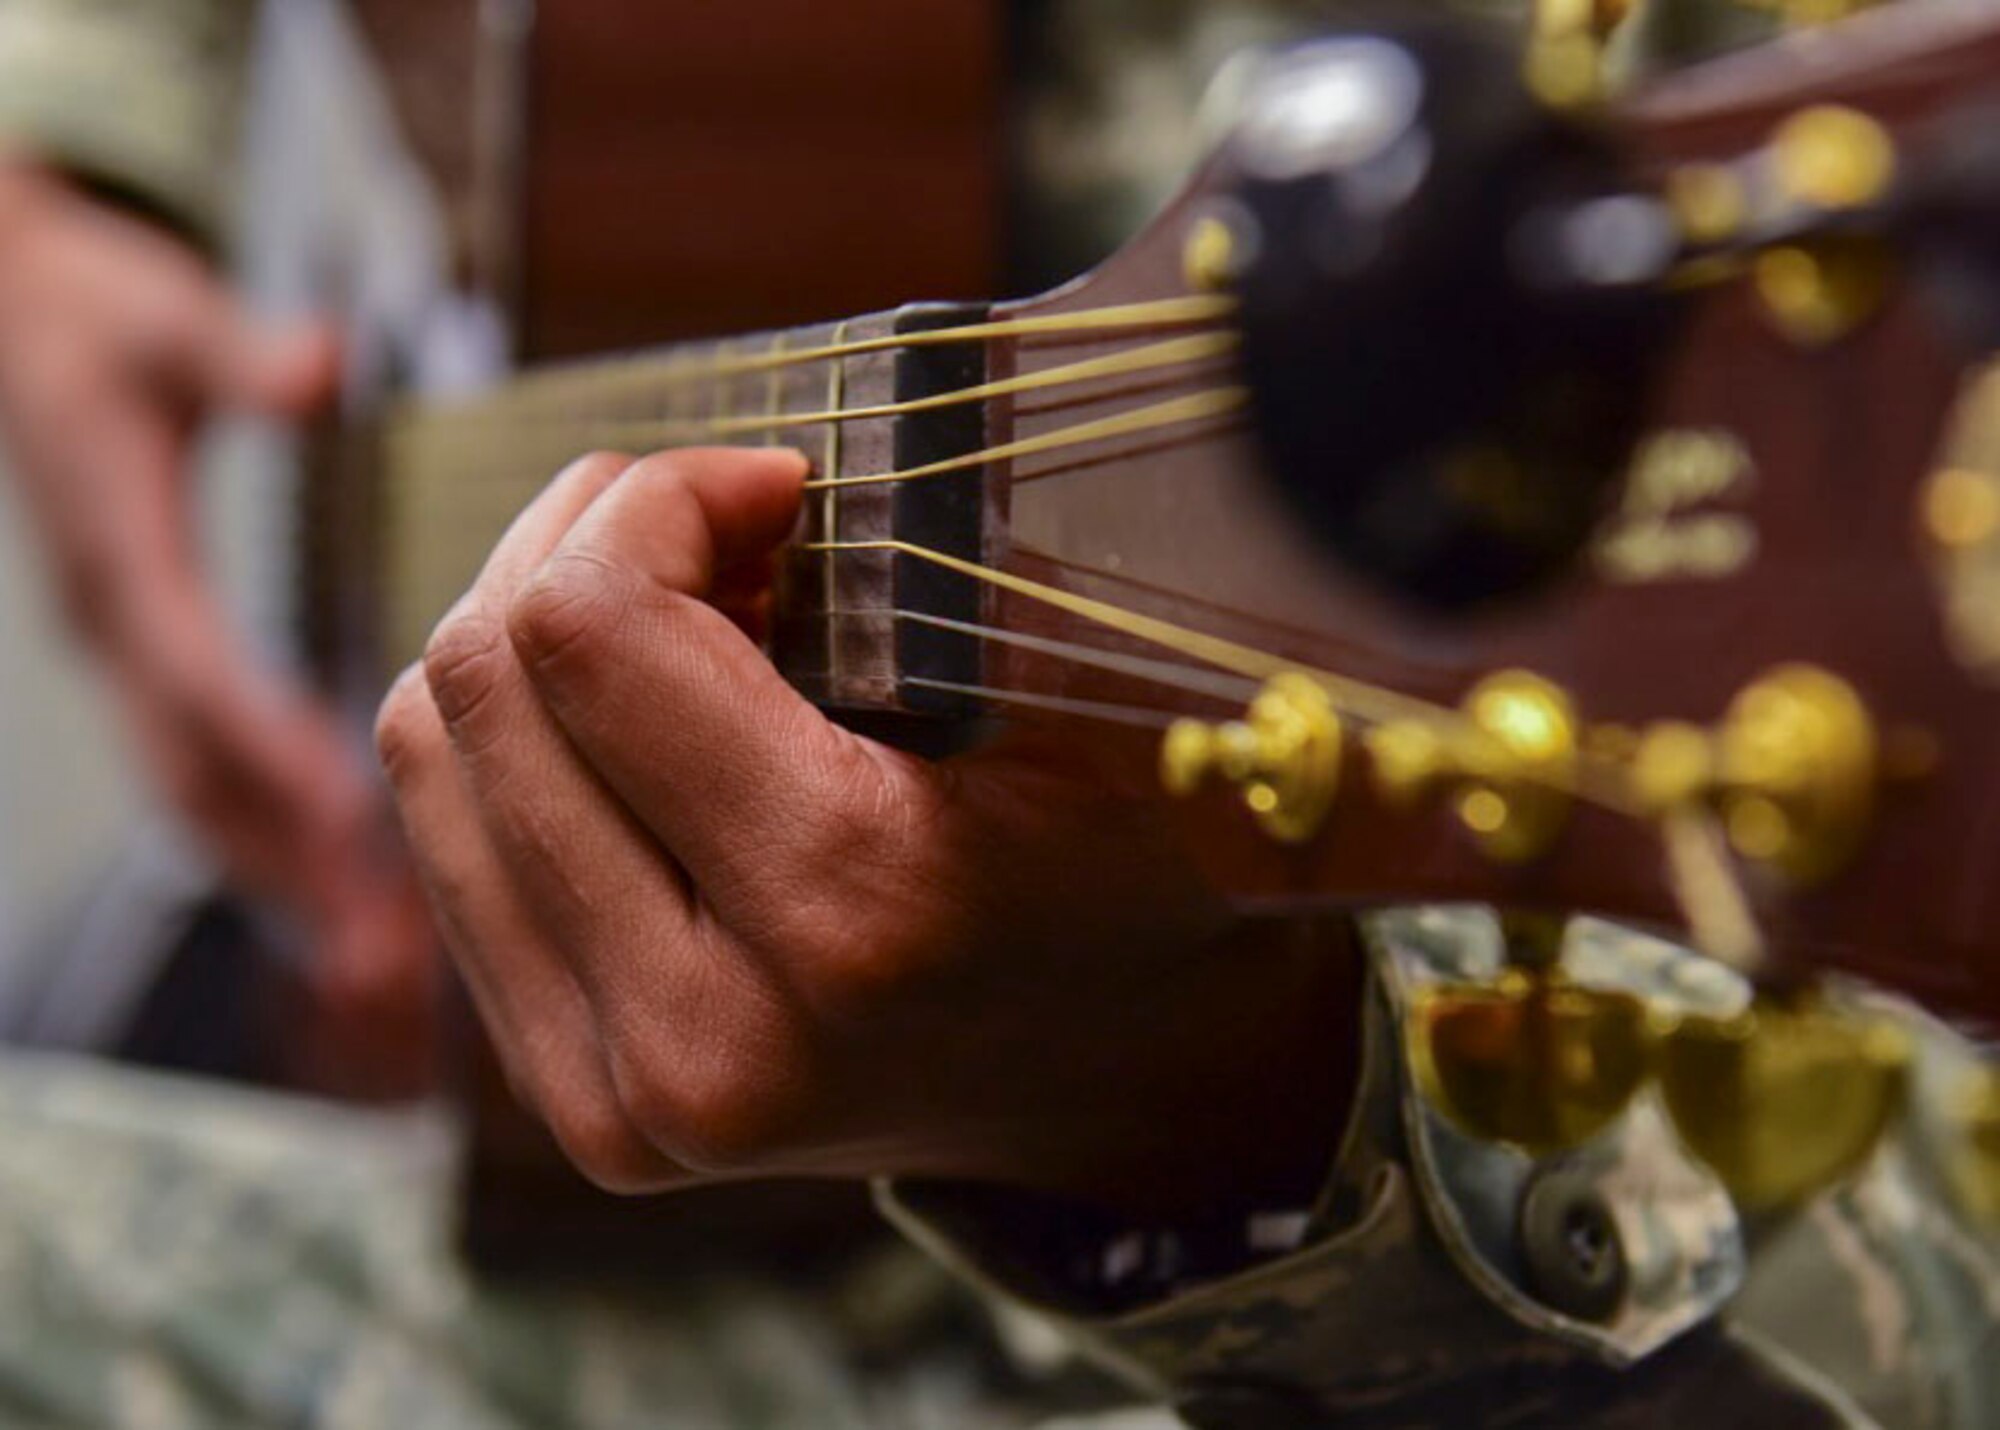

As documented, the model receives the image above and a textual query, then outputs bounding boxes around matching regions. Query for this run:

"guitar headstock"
[930,8,2000,1030]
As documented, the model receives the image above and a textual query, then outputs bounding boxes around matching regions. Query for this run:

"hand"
[377,446,1356,1214]
[0,161,429,1021]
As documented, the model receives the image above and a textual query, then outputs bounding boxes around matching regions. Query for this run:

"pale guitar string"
[425,332,1240,445]
[398,298,1635,815]
[390,298,1249,649]
[807,540,1641,817]
[419,294,1240,423]
[394,290,1767,963]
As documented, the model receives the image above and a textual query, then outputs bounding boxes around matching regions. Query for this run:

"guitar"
[367,7,2000,1029]
[314,7,2000,1216]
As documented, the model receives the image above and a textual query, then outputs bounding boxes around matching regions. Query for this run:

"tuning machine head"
[1221,22,1680,613]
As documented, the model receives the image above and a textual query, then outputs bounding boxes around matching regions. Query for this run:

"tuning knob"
[1630,664,1878,884]
[1223,23,1678,612]
[1659,996,1910,1213]
[1161,673,1342,842]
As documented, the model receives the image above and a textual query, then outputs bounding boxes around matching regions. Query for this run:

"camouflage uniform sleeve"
[0,0,261,249]
[883,910,2000,1428]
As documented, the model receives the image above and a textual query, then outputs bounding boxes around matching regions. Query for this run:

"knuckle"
[373,668,437,783]
[506,551,630,678]
[763,771,960,1019]
[560,449,633,485]
[610,1035,805,1176]
[623,447,698,493]
[540,1082,670,1196]
[422,608,510,735]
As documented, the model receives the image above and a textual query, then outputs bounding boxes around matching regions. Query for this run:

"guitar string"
[441,294,1238,415]
[398,402,1617,809]
[899,676,1175,729]
[390,282,1770,952]
[490,333,1239,445]
[806,538,1642,815]
[803,388,1247,492]
[887,609,1261,704]
[391,305,1618,807]
[399,369,1754,961]
[397,383,1248,499]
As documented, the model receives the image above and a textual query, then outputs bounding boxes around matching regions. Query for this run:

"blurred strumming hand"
[0,160,430,1029]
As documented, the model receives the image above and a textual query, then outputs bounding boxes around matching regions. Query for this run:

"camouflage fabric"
[0,0,260,247]
[887,910,1999,1429]
[0,1049,1068,1430]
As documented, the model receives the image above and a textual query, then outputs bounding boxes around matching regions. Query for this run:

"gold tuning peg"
[1160,673,1342,844]
[1632,664,1878,885]
[1365,670,1578,865]
[1408,970,1657,1156]
[1658,995,1910,1214]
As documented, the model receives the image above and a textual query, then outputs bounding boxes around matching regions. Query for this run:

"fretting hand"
[377,445,1355,1213]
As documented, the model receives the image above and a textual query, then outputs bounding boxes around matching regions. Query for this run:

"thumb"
[211,317,342,419]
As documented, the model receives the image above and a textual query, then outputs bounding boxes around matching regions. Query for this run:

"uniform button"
[1518,1168,1627,1323]
[1176,1378,1334,1429]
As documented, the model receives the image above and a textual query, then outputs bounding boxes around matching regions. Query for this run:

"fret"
[822,319,852,695]
[762,331,787,445]
[710,338,735,426]
[382,301,1032,702]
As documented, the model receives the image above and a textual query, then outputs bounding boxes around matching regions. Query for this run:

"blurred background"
[0,4,1326,1423]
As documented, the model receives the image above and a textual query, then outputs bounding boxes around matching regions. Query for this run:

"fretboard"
[385,303,989,712]
[380,293,1242,715]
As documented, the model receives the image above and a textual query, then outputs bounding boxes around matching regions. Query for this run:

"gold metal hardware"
[1409,970,1657,1155]
[1926,465,2000,552]
[1658,996,1909,1212]
[1666,163,1747,244]
[1183,215,1239,293]
[1524,0,1631,108]
[1921,364,2000,678]
[1462,672,1578,862]
[1161,673,1343,843]
[1367,671,1578,864]
[1753,239,1891,347]
[1633,665,1877,884]
[1739,0,1880,32]
[1771,105,1895,212]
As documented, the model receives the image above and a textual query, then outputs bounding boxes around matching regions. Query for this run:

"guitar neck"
[380,292,1241,717]
[383,303,985,702]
